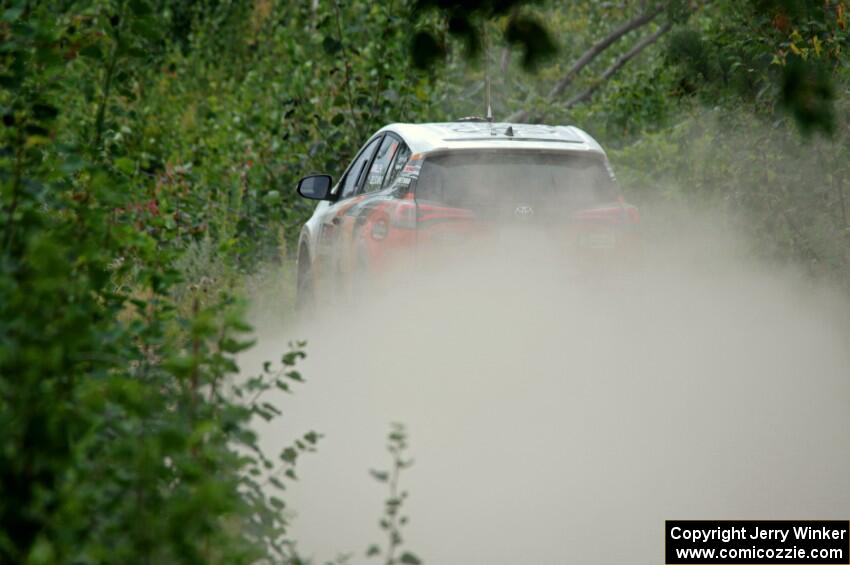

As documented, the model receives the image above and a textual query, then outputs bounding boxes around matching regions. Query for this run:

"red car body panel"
[335,192,640,291]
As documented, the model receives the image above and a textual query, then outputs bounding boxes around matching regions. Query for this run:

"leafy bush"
[2,0,848,562]
[0,3,318,562]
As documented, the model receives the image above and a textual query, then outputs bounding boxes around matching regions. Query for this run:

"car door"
[315,134,383,296]
[368,138,416,276]
[336,133,405,285]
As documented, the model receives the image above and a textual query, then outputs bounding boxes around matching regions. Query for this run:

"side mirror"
[297,174,333,201]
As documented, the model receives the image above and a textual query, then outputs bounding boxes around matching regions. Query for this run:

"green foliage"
[662,0,848,136]
[781,55,835,135]
[367,424,421,565]
[127,0,448,268]
[411,0,556,70]
[0,2,318,562]
[2,0,849,561]
[492,2,850,279]
[610,104,850,282]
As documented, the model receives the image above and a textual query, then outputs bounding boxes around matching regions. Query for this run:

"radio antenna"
[486,76,493,123]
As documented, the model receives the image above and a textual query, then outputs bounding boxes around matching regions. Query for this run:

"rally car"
[294,121,640,309]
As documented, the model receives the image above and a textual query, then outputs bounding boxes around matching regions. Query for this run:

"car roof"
[377,122,606,156]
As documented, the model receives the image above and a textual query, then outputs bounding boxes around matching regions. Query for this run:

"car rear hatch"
[412,149,639,268]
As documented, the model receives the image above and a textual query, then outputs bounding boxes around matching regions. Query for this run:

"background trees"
[0,0,847,562]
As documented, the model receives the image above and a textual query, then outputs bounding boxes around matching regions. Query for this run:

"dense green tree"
[1,0,848,562]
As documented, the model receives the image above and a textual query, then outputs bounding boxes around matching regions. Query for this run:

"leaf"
[260,402,282,417]
[504,14,557,70]
[411,31,445,70]
[366,544,381,557]
[262,190,280,204]
[114,157,135,175]
[322,36,342,55]
[164,354,196,378]
[369,469,389,482]
[32,103,58,121]
[285,370,303,382]
[220,337,256,354]
[399,552,422,564]
[79,45,103,60]
[282,350,305,366]
[2,7,23,22]
[129,0,152,16]
[381,89,399,103]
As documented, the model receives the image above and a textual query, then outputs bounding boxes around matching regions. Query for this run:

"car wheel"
[295,246,316,315]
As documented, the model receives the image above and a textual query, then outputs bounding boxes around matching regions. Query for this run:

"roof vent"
[505,126,514,137]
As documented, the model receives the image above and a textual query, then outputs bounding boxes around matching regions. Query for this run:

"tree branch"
[565,21,672,110]
[506,3,666,122]
[548,4,665,99]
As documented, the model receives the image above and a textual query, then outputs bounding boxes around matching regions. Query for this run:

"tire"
[295,247,316,316]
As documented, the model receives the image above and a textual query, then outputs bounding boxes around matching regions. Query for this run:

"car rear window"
[415,151,619,212]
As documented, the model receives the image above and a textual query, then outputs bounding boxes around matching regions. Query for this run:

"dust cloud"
[246,209,850,564]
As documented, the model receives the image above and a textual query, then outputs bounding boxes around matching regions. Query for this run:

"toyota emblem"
[514,205,534,219]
